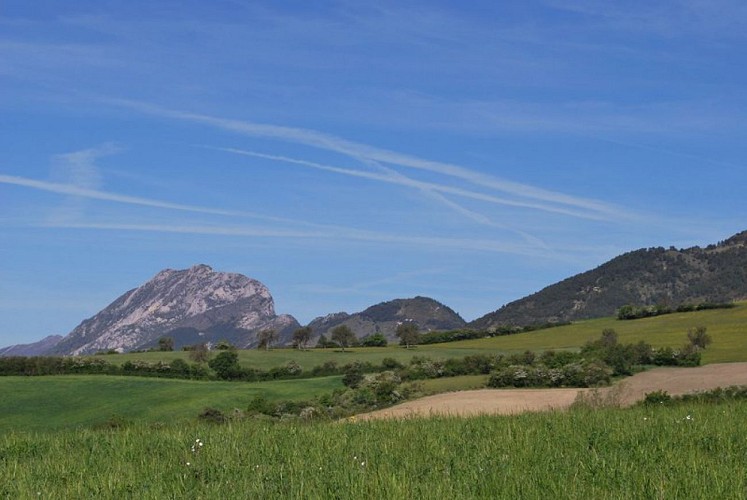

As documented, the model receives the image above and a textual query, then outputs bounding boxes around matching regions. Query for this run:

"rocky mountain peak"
[50,265,298,355]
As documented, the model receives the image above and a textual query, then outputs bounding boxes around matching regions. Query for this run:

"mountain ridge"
[469,230,747,330]
[3,230,747,354]
[49,265,300,355]
[307,296,466,342]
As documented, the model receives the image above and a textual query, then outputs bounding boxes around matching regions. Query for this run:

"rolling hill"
[471,230,747,329]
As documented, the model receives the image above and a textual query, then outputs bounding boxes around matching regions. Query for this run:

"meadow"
[446,301,747,364]
[2,401,746,498]
[3,305,747,497]
[4,304,744,433]
[92,344,510,371]
[92,301,747,369]
[0,376,341,432]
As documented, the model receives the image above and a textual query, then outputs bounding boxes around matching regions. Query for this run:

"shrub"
[643,390,672,406]
[488,365,531,388]
[361,371,402,402]
[462,354,495,374]
[188,343,210,363]
[197,407,227,424]
[285,360,302,376]
[214,339,235,350]
[342,363,364,388]
[381,357,404,370]
[409,356,444,379]
[361,333,388,347]
[169,358,190,376]
[157,336,174,351]
[208,351,241,380]
[246,395,274,416]
[311,360,339,377]
[687,326,712,350]
[580,360,613,387]
[93,414,131,430]
[539,350,580,369]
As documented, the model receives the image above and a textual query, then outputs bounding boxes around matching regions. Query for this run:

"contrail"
[104,98,632,221]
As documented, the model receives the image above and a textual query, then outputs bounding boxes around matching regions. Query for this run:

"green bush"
[342,363,364,388]
[361,333,388,347]
[381,357,404,370]
[643,390,672,406]
[208,351,241,380]
[197,407,227,424]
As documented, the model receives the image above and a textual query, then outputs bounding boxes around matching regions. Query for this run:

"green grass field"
[0,375,342,432]
[446,302,747,364]
[91,302,747,370]
[416,374,489,394]
[92,345,510,370]
[4,304,745,434]
[3,306,746,497]
[2,402,746,498]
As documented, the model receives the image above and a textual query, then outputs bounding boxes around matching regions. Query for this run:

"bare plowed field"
[358,362,747,420]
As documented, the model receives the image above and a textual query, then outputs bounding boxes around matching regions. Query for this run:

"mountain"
[0,335,63,357]
[308,296,466,342]
[470,231,747,330]
[51,265,299,355]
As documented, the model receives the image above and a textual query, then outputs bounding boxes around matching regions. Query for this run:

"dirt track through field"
[357,362,747,420]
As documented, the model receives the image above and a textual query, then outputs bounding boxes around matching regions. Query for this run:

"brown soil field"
[357,362,747,420]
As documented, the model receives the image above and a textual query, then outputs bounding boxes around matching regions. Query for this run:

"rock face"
[51,265,299,354]
[308,296,466,342]
[470,230,747,330]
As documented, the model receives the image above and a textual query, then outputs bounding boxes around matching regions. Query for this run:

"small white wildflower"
[361,461,366,467]
[186,462,191,466]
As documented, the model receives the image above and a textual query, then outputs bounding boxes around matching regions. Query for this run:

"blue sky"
[1,1,746,347]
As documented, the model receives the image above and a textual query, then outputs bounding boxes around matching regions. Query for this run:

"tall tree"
[208,350,240,379]
[330,325,356,352]
[292,326,312,350]
[257,329,278,351]
[188,342,210,363]
[158,336,174,351]
[687,326,712,350]
[396,322,420,349]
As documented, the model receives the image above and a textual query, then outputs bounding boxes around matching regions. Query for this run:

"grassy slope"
[448,301,747,364]
[0,375,342,432]
[92,302,747,368]
[92,346,508,370]
[6,304,745,432]
[2,402,747,498]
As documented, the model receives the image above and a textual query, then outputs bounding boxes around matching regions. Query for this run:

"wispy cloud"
[3,169,559,257]
[107,99,632,221]
[209,147,611,222]
[39,220,550,256]
[0,173,298,223]
[48,143,117,223]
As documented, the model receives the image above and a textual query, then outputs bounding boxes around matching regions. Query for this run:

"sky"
[1,1,746,347]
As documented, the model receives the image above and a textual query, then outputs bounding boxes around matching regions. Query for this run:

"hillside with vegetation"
[471,231,747,329]
[308,296,466,342]
[2,302,744,433]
